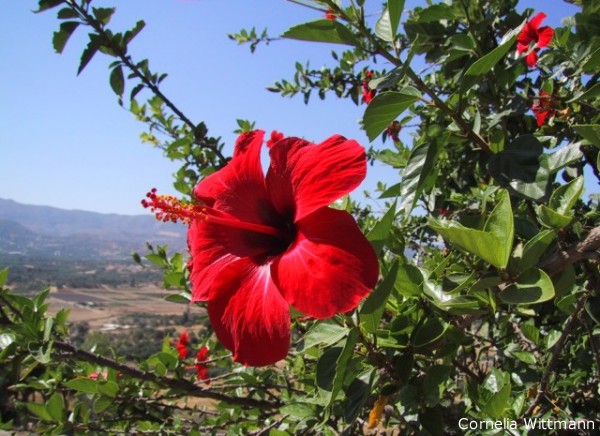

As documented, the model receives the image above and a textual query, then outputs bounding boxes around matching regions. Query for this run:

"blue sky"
[0,0,583,215]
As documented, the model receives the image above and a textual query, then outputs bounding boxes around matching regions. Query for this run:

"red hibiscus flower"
[195,346,210,382]
[144,130,379,366]
[176,331,190,359]
[516,12,554,67]
[362,71,376,104]
[531,91,556,127]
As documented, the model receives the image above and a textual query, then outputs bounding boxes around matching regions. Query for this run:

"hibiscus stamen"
[142,189,286,238]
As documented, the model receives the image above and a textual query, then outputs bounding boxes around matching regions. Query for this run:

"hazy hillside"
[0,198,187,260]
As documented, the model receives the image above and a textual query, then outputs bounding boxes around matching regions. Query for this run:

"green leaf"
[429,190,514,269]
[412,318,447,348]
[367,201,396,252]
[280,403,316,418]
[568,83,600,103]
[57,7,79,19]
[547,142,583,172]
[65,377,98,394]
[35,0,64,13]
[416,3,452,22]
[399,141,438,216]
[302,321,348,350]
[549,176,584,215]
[512,351,537,365]
[460,22,524,94]
[124,20,146,45]
[26,403,53,422]
[363,88,421,141]
[78,34,101,75]
[47,393,64,422]
[97,381,119,398]
[422,365,451,407]
[165,293,190,304]
[92,7,115,25]
[110,65,125,96]
[499,268,555,305]
[488,135,550,201]
[483,383,511,419]
[394,261,422,297]
[573,124,600,146]
[375,1,405,42]
[53,21,79,54]
[282,19,358,46]
[327,328,359,407]
[360,261,399,334]
[537,205,573,229]
[518,229,556,271]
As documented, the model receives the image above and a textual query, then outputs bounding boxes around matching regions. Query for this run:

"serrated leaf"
[360,261,399,333]
[35,0,64,13]
[78,35,101,75]
[92,7,115,25]
[499,268,555,305]
[124,20,145,44]
[53,21,79,54]
[282,19,358,46]
[363,88,420,141]
[460,22,524,93]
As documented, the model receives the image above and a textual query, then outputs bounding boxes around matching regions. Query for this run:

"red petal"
[193,131,275,226]
[536,26,554,49]
[266,135,367,221]
[528,12,547,32]
[526,50,538,67]
[208,259,290,366]
[516,41,529,54]
[188,217,281,302]
[272,207,379,319]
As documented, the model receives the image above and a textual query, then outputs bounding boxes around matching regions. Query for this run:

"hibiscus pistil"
[142,190,288,238]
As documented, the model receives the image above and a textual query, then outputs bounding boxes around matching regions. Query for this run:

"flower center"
[142,189,288,239]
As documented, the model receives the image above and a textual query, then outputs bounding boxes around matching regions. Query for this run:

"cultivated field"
[46,285,196,330]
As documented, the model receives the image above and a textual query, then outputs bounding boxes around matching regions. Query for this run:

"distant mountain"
[0,198,187,260]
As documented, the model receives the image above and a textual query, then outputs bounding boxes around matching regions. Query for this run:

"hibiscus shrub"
[1,0,600,434]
